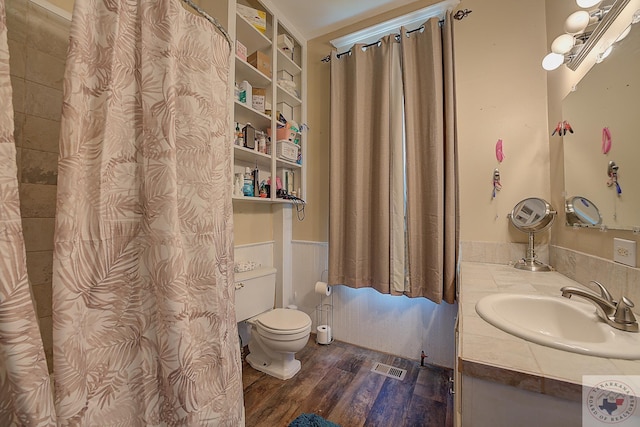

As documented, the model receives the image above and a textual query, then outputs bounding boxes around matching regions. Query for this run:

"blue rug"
[288,413,341,427]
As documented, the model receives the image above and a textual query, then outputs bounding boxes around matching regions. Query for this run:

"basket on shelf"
[274,140,298,162]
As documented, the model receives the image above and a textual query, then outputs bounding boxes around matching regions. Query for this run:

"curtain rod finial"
[453,9,472,20]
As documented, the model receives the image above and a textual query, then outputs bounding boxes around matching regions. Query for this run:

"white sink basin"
[475,293,640,359]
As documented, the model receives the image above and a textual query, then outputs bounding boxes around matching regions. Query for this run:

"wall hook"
[492,169,502,199]
[607,160,622,195]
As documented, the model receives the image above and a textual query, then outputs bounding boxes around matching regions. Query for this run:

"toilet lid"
[256,308,311,332]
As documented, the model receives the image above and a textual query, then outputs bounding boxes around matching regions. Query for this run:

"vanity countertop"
[458,262,640,402]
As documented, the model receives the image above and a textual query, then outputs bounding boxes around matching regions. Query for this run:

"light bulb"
[551,34,576,54]
[615,25,632,43]
[542,52,565,71]
[565,11,591,34]
[576,0,601,8]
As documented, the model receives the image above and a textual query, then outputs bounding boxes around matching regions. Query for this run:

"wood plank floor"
[242,337,453,427]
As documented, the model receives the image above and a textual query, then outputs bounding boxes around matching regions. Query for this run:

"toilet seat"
[256,308,311,335]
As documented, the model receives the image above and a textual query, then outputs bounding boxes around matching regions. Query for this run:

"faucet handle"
[590,280,615,303]
[614,296,637,325]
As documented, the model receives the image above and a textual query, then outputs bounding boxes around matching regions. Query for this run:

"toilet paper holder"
[315,270,333,345]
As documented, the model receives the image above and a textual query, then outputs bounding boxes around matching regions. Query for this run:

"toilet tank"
[234,267,277,322]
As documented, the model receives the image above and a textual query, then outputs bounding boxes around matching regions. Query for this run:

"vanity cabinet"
[227,0,306,204]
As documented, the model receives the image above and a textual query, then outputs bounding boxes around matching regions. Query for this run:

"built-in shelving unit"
[229,0,306,203]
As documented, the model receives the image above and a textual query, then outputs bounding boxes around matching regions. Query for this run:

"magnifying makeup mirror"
[509,197,556,272]
[565,196,602,227]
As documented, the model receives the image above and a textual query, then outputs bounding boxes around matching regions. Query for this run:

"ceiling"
[273,0,417,40]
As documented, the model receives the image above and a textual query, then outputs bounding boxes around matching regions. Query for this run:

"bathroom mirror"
[509,198,556,271]
[562,14,640,231]
[565,196,602,226]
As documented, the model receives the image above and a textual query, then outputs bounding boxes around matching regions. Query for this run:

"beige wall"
[233,202,274,244]
[42,0,73,13]
[301,0,552,245]
[7,0,71,372]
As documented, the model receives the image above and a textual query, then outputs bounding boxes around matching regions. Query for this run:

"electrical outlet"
[613,238,637,267]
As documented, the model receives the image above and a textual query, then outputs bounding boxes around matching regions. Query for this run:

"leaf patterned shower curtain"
[52,0,243,424]
[0,0,56,425]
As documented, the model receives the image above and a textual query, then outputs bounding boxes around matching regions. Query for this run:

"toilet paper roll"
[317,325,332,345]
[315,281,331,296]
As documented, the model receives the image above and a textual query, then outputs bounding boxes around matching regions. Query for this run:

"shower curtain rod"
[320,9,471,63]
[181,0,232,50]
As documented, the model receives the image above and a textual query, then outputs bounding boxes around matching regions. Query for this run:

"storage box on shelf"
[248,51,272,78]
[236,4,266,34]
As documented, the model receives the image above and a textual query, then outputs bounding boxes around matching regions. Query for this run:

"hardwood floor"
[242,337,453,427]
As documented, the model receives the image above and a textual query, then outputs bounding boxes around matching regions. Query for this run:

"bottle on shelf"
[235,122,243,146]
[242,167,254,197]
[234,173,243,197]
[243,123,256,150]
[257,131,267,154]
[252,162,259,198]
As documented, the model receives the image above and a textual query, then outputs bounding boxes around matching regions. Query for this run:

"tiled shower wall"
[7,0,70,372]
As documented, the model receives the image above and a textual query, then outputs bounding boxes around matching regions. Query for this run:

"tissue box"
[252,88,266,113]
[277,34,294,51]
[236,40,247,61]
[248,51,272,78]
[237,4,266,34]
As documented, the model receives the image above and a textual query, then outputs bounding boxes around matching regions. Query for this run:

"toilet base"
[246,349,301,380]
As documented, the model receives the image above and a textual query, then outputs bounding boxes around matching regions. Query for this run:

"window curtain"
[52,0,243,424]
[0,0,56,424]
[329,14,458,304]
[401,14,458,303]
[328,35,402,294]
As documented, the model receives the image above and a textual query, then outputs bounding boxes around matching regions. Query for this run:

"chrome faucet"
[561,280,639,333]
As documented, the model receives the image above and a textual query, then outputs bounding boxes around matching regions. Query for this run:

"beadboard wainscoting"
[234,241,275,269]
[291,240,457,369]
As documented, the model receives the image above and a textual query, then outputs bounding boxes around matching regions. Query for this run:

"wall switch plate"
[613,238,637,267]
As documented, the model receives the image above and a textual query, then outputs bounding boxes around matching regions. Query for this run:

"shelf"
[277,49,302,76]
[277,84,302,107]
[276,158,302,169]
[236,12,271,52]
[233,195,273,202]
[234,145,271,168]
[231,1,305,203]
[235,56,271,87]
[234,100,271,130]
[233,196,299,205]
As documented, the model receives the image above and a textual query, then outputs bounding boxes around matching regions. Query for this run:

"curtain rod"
[320,9,471,63]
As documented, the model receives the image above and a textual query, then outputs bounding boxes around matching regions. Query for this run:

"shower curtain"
[52,0,242,424]
[0,0,56,425]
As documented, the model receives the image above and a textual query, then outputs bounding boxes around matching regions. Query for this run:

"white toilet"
[235,267,312,380]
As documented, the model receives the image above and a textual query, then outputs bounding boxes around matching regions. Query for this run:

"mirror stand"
[509,197,556,272]
[514,232,552,272]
